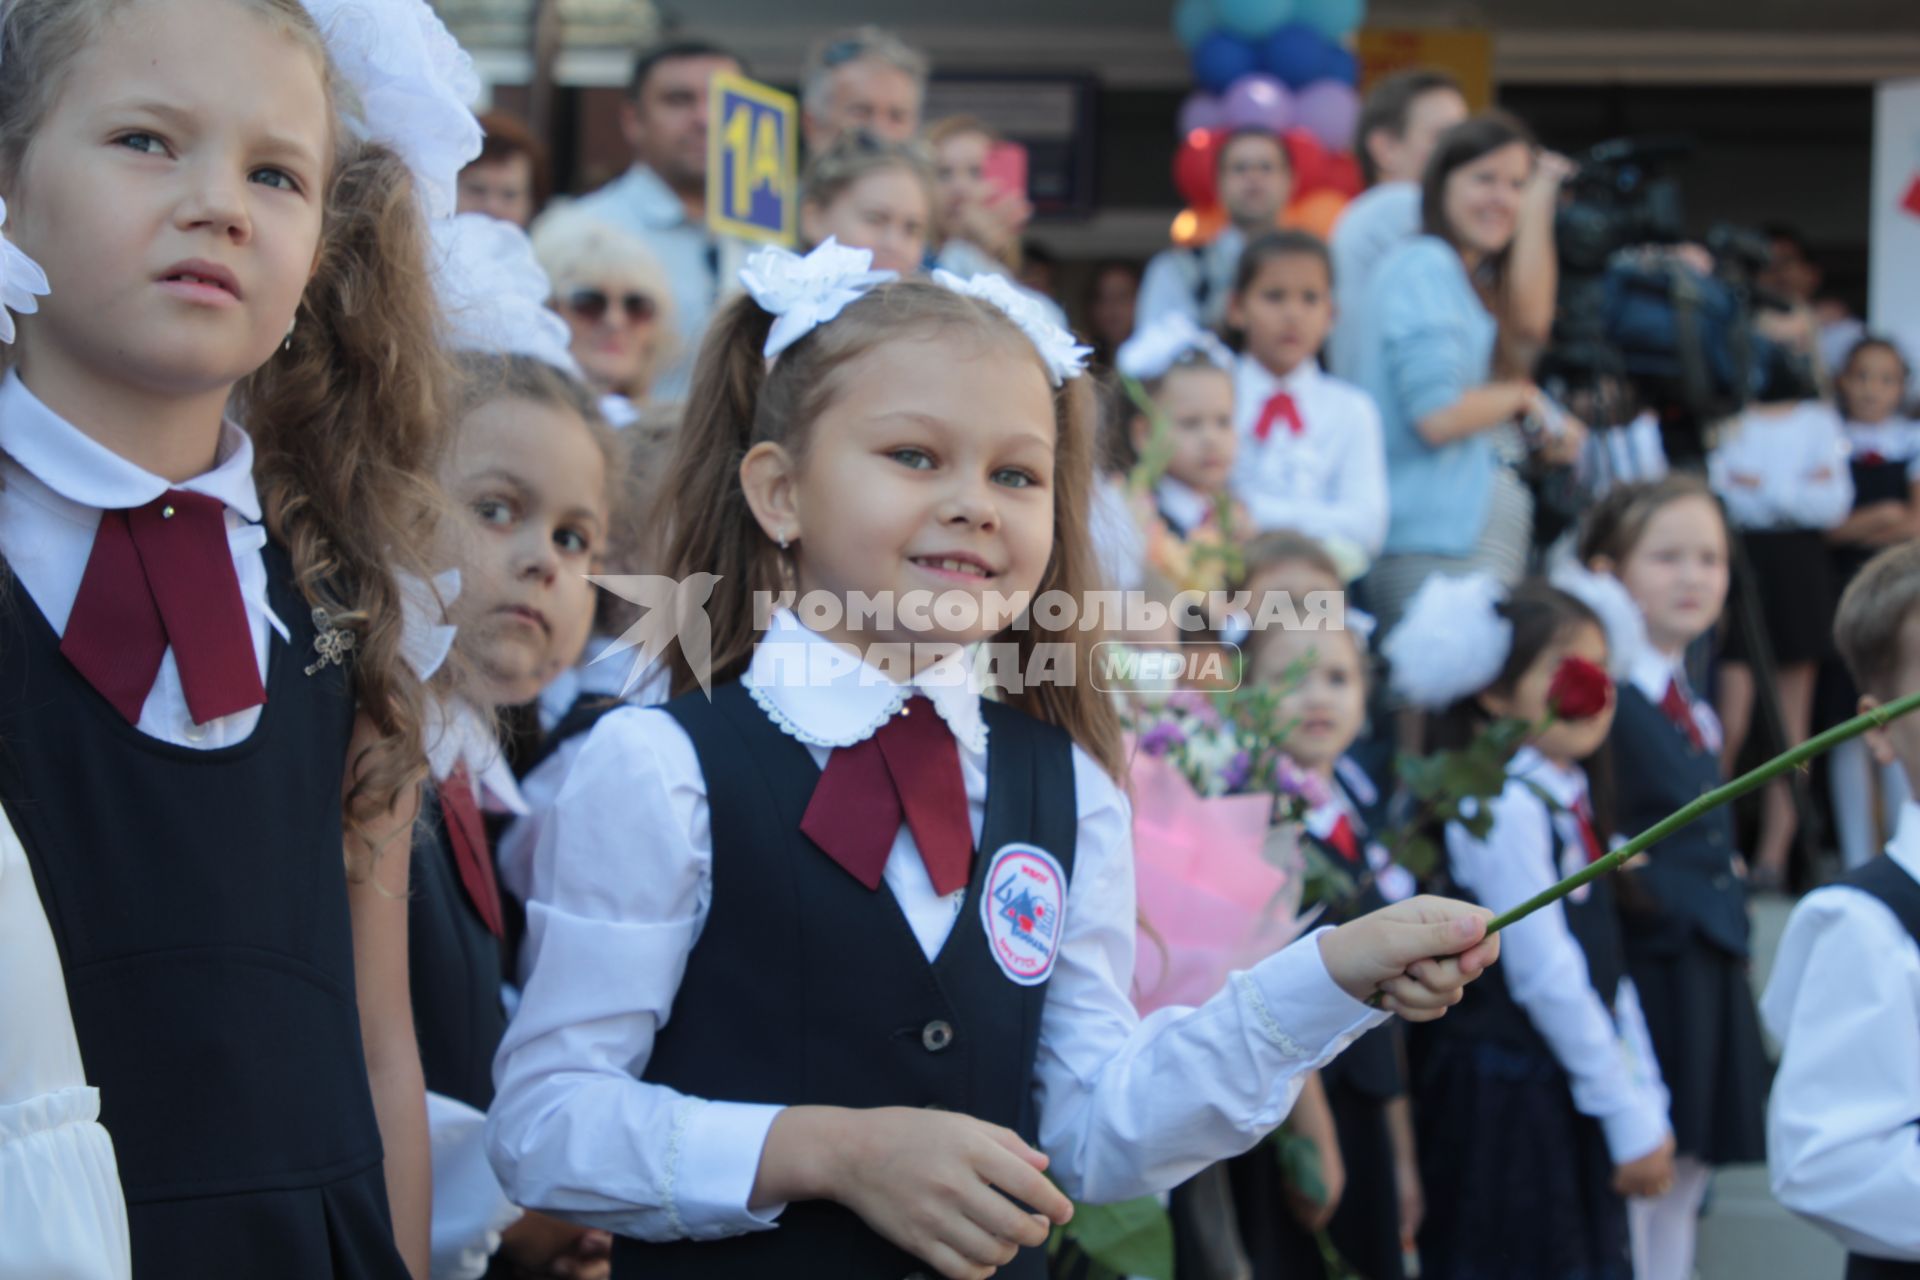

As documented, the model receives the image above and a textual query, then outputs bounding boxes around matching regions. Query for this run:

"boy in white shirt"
[1226,230,1388,579]
[1764,540,1920,1278]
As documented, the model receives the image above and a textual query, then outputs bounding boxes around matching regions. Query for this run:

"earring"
[282,316,296,352]
[777,530,791,550]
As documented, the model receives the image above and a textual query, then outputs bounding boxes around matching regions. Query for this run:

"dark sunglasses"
[564,288,657,324]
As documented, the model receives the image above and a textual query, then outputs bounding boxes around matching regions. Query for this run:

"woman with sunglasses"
[532,209,679,417]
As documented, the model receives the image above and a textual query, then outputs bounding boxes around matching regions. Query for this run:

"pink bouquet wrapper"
[1129,749,1308,1015]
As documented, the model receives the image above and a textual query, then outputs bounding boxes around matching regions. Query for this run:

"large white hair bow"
[739,238,898,360]
[1382,571,1513,710]
[1115,313,1233,382]
[929,269,1091,386]
[301,0,484,219]
[0,197,47,345]
[430,214,578,375]
[1549,562,1648,679]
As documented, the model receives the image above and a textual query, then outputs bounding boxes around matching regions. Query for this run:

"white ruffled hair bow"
[739,240,1092,386]
[740,238,899,360]
[430,214,578,376]
[1549,561,1648,679]
[0,197,48,345]
[1114,312,1233,382]
[300,0,483,220]
[1382,571,1514,710]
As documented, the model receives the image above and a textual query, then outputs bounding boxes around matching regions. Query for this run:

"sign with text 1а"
[708,73,797,246]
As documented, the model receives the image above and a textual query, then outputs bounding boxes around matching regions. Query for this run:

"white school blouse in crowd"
[1445,746,1673,1164]
[1844,415,1920,478]
[1229,355,1388,569]
[1761,800,1920,1264]
[0,806,132,1280]
[487,609,1387,1241]
[0,371,285,748]
[1707,400,1854,531]
[423,701,530,1280]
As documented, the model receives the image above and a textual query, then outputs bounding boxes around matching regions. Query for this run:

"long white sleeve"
[427,1092,523,1280]
[1783,406,1854,529]
[1446,782,1672,1163]
[1763,884,1920,1262]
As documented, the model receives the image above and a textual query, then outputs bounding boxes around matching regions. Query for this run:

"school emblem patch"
[981,843,1066,986]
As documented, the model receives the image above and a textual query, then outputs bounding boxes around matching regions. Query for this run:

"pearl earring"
[777,531,791,550]
[282,316,296,352]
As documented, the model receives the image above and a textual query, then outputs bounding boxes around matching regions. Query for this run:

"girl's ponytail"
[657,294,780,697]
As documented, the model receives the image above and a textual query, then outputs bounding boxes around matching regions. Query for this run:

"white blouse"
[0,371,287,749]
[1708,400,1854,531]
[1445,747,1672,1164]
[1763,800,1920,1263]
[1229,356,1389,568]
[0,809,132,1279]
[487,610,1385,1241]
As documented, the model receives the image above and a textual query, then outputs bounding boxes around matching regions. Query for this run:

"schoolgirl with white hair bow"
[488,238,1504,1280]
[1381,569,1674,1280]
[1114,312,1241,545]
[0,0,480,1274]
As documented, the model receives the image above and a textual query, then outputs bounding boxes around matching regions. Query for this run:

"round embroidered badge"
[980,843,1067,986]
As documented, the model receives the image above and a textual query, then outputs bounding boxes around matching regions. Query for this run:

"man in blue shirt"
[571,40,748,401]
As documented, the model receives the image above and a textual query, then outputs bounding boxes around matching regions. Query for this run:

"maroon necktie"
[1659,678,1706,753]
[1573,795,1606,865]
[59,490,266,726]
[1325,813,1361,863]
[799,695,974,896]
[440,765,505,939]
[1253,390,1303,442]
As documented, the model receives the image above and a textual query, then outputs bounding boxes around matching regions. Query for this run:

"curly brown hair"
[656,282,1126,780]
[0,0,458,870]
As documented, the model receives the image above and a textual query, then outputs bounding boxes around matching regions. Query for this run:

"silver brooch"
[306,606,357,676]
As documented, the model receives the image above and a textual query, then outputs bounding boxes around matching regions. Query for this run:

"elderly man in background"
[800,25,928,152]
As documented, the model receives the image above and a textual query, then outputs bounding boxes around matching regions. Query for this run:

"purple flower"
[1139,721,1186,756]
[1274,756,1333,810]
[1167,690,1223,727]
[1223,750,1252,792]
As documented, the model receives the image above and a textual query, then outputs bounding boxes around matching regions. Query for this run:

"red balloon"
[1281,126,1331,195]
[1173,127,1226,212]
[1323,150,1363,198]
[1283,189,1349,239]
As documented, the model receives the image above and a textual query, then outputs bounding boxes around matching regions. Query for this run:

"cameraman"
[1352,113,1585,632]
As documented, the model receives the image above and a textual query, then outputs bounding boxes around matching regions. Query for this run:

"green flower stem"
[1486,687,1920,935]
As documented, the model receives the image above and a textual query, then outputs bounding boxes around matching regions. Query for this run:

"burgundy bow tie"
[1253,390,1303,442]
[440,764,505,939]
[59,490,266,726]
[799,695,975,896]
[1573,795,1606,865]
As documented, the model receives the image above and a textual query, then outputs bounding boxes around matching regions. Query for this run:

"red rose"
[1548,656,1613,721]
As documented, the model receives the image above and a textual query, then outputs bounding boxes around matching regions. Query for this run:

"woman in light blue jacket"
[1351,114,1582,632]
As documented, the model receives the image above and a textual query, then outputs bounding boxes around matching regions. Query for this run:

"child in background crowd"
[1580,478,1768,1280]
[1386,575,1674,1280]
[1824,336,1920,867]
[1227,231,1388,579]
[800,133,936,278]
[1708,308,1853,890]
[1115,312,1240,542]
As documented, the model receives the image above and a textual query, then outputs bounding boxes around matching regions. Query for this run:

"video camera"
[1542,136,1819,454]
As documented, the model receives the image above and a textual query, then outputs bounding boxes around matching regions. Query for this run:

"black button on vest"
[616,680,1077,1280]
[1611,686,1751,958]
[0,541,407,1278]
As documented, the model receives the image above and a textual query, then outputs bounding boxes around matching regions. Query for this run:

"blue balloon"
[1259,24,1326,89]
[1322,43,1358,85]
[1215,0,1295,40]
[1192,31,1261,96]
[1295,0,1366,40]
[1173,0,1219,49]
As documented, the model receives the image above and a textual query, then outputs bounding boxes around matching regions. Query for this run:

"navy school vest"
[1427,787,1627,1059]
[1610,685,1751,957]
[1838,855,1920,1280]
[0,542,403,1274]
[1309,768,1405,1103]
[614,679,1078,1279]
[408,784,508,1111]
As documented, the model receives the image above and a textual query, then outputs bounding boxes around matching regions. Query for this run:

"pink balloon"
[1219,73,1293,133]
[1292,78,1360,152]
[1178,91,1226,134]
